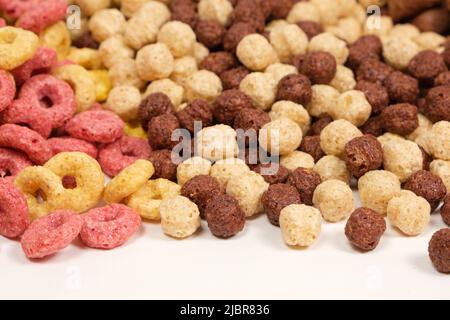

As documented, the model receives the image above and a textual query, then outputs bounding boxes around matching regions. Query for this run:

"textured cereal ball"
[145,79,184,109]
[239,72,276,110]
[312,179,354,223]
[177,99,213,133]
[159,195,201,238]
[193,42,210,64]
[259,118,303,156]
[308,33,349,65]
[88,9,126,43]
[325,16,362,44]
[384,71,419,104]
[195,20,226,49]
[320,119,363,158]
[279,204,321,247]
[428,228,450,273]
[299,51,336,85]
[430,160,450,194]
[75,0,111,17]
[427,121,450,161]
[233,108,271,137]
[196,125,238,161]
[138,92,175,130]
[253,163,290,185]
[265,63,298,84]
[280,151,314,171]
[424,85,450,122]
[356,59,393,85]
[313,155,350,184]
[213,89,253,125]
[185,70,223,103]
[171,56,198,86]
[136,43,174,81]
[383,37,420,70]
[354,80,389,114]
[345,208,387,251]
[434,71,450,87]
[147,114,180,150]
[308,116,333,136]
[200,51,238,75]
[442,196,450,226]
[236,34,278,71]
[300,135,325,162]
[261,183,302,226]
[148,149,177,181]
[387,190,431,236]
[287,2,320,24]
[404,170,447,210]
[330,65,356,93]
[269,24,308,64]
[344,135,383,178]
[210,158,250,188]
[108,57,146,90]
[106,85,141,121]
[408,50,447,83]
[98,35,134,69]
[287,168,321,205]
[381,103,419,136]
[177,156,212,186]
[331,90,372,127]
[276,74,312,106]
[358,170,401,215]
[220,66,250,90]
[157,21,196,58]
[205,194,246,238]
[198,0,233,26]
[181,175,224,217]
[269,101,310,134]
[306,85,340,118]
[223,22,255,53]
[347,35,382,71]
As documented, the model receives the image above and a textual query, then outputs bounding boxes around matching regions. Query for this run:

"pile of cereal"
[0,0,449,274]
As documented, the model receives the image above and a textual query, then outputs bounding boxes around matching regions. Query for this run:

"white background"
[0,192,448,300]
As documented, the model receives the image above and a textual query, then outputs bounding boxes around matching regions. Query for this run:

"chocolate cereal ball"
[296,21,323,40]
[205,193,246,238]
[261,183,302,226]
[384,71,419,104]
[404,170,447,211]
[253,163,290,185]
[148,149,177,181]
[73,31,100,49]
[381,103,419,135]
[355,81,389,114]
[195,20,226,49]
[177,99,213,133]
[441,195,450,226]
[181,175,224,218]
[287,167,322,206]
[435,71,450,87]
[307,116,333,136]
[360,115,384,137]
[348,35,382,70]
[170,0,198,29]
[200,51,237,76]
[344,135,383,178]
[234,108,271,146]
[223,22,255,53]
[424,85,450,122]
[231,1,265,33]
[213,89,253,125]
[428,228,450,274]
[299,51,336,85]
[300,135,325,162]
[408,50,447,84]
[357,59,393,85]
[220,66,250,90]
[148,113,180,150]
[276,74,312,106]
[345,207,387,251]
[138,93,175,130]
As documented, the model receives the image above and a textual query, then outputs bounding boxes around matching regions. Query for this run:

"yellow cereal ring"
[0,27,39,70]
[88,69,112,102]
[40,21,71,60]
[124,120,148,139]
[67,47,103,70]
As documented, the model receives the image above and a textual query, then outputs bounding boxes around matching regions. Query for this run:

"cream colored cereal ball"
[306,85,340,118]
[358,170,401,215]
[430,160,450,193]
[196,125,238,161]
[171,56,198,86]
[128,1,170,27]
[177,157,212,186]
[89,9,126,43]
[157,21,196,58]
[226,171,269,217]
[336,0,358,15]
[308,33,349,65]
[320,119,363,157]
[184,70,222,103]
[259,118,303,156]
[389,24,420,39]
[427,121,450,161]
[413,32,446,51]
[280,151,315,171]
[210,158,250,188]
[383,37,420,70]
[120,0,150,18]
[387,191,430,236]
[193,42,210,64]
[407,114,433,151]
[160,196,201,238]
[124,15,158,50]
[108,58,146,90]
[313,155,350,184]
[326,17,362,44]
[381,138,423,182]
[99,35,134,69]
[312,179,355,222]
[265,20,289,33]
[377,132,404,147]
[105,85,141,121]
[198,0,233,26]
[352,3,367,24]
[236,34,278,71]
[269,101,310,134]
[269,24,308,64]
[330,65,356,93]
[74,0,111,17]
[363,15,393,38]
[310,0,341,26]
[136,43,174,81]
[358,0,387,7]
[330,90,372,127]
[265,63,298,84]
[279,204,322,247]
[145,79,184,108]
[287,1,320,23]
[239,72,276,110]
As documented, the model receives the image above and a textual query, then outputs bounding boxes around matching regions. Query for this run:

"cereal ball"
[296,21,323,40]
[160,195,201,238]
[200,52,237,76]
[354,80,389,114]
[358,170,401,215]
[434,71,450,87]
[384,71,419,104]
[269,24,308,64]
[234,108,271,138]
[262,183,301,226]
[170,0,198,28]
[344,135,383,178]
[185,70,223,103]
[287,168,321,205]
[300,135,325,162]
[428,121,450,161]
[195,20,226,49]
[198,0,233,26]
[360,115,384,137]
[193,42,210,64]
[106,85,141,121]
[331,90,372,127]
[325,17,362,44]
[157,21,196,58]
[196,124,238,161]
[223,22,255,53]
[330,65,356,93]
[348,35,382,70]
[269,101,310,134]
[306,85,340,118]
[259,118,303,156]
[138,92,175,130]
[320,119,363,158]
[213,89,253,125]
[177,156,212,186]
[345,208,387,251]
[279,204,322,247]
[387,190,430,236]
[210,158,250,188]
[287,2,320,24]
[89,9,126,43]
[308,33,349,65]
[381,103,419,135]
[428,228,450,273]
[75,0,111,17]
[308,116,333,136]
[148,149,177,181]
[145,79,184,109]
[236,34,278,71]
[312,179,355,222]
[181,175,224,217]
[253,163,290,185]
[408,50,446,83]
[280,151,314,171]
[171,56,198,86]
[220,66,250,90]
[231,0,265,32]
[356,59,393,85]
[98,35,134,69]
[441,196,450,226]
[265,63,298,84]
[108,58,146,90]
[205,194,246,238]
[148,114,180,150]
[239,72,276,110]
[276,74,312,106]
[136,43,174,81]
[299,51,336,85]
[424,85,450,122]
[383,37,420,70]
[430,160,450,194]
[226,171,269,217]
[313,155,350,184]
[404,170,447,211]
[177,99,213,133]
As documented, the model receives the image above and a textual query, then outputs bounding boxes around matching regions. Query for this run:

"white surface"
[0,192,448,300]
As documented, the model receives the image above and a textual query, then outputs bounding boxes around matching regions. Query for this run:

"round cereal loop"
[185,70,223,103]
[259,118,303,156]
[89,70,112,102]
[21,211,83,259]
[428,228,450,274]
[159,195,201,238]
[127,179,181,221]
[196,124,238,161]
[0,147,33,179]
[312,179,355,223]
[0,27,39,70]
[80,204,141,249]
[11,47,57,87]
[0,179,29,238]
[313,155,350,184]
[330,90,372,127]
[236,34,278,71]
[108,58,146,90]
[0,70,15,112]
[320,120,363,158]
[210,158,250,188]
[171,56,198,86]
[48,137,98,159]
[239,72,276,110]
[286,2,320,24]
[157,21,196,58]
[103,159,155,204]
[98,35,134,69]
[39,21,71,60]
[269,24,308,64]
[280,151,314,171]
[198,0,233,26]
[106,85,142,121]
[177,156,212,186]
[383,37,420,70]
[308,33,349,65]
[269,101,311,134]
[205,193,246,238]
[345,207,387,251]
[279,204,321,247]
[430,160,450,194]
[88,8,126,43]
[264,63,298,84]
[136,43,174,81]
[306,85,340,118]
[427,121,450,161]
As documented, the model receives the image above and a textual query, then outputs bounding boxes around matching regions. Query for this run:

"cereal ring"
[11,47,57,86]
[104,160,155,204]
[40,21,71,60]
[0,0,37,19]
[0,19,5,28]
[80,204,141,250]
[21,211,83,259]
[47,137,98,159]
[0,179,29,238]
[0,147,33,179]
[0,70,15,112]
[98,136,152,177]
[0,27,39,70]
[65,109,124,144]
[88,70,111,102]
[16,0,67,34]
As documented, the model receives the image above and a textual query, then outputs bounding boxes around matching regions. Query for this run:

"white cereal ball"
[363,16,393,38]
[108,58,146,90]
[226,171,269,217]
[287,2,320,23]
[389,24,420,39]
[358,170,401,215]
[313,155,350,184]
[99,35,134,69]
[239,72,276,110]
[430,160,450,193]
[198,0,233,26]
[123,16,158,50]
[160,196,201,238]
[210,158,250,188]
[280,151,315,171]
[310,0,341,26]
[185,70,223,103]
[177,157,212,186]
[325,17,362,44]
[157,21,196,58]
[265,63,298,84]
[279,204,322,247]
[131,1,170,27]
[75,0,111,17]
[265,20,289,33]
[330,90,372,126]
[259,118,303,156]
[236,34,278,71]
[136,43,174,81]
[383,36,420,70]
[196,125,239,161]
[193,42,210,64]
[308,33,349,65]
[407,113,433,152]
[105,85,141,121]
[413,32,446,51]
[269,101,310,134]
[427,121,450,161]
[88,8,126,43]
[359,0,387,7]
[330,65,356,93]
[269,24,308,64]
[145,79,184,108]
[171,56,198,86]
[387,191,431,236]
[320,119,363,158]
[306,85,340,117]
[312,179,355,222]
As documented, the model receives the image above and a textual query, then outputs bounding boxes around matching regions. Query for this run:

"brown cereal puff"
[200,52,238,76]
[299,51,337,85]
[296,21,323,40]
[345,207,386,251]
[231,0,265,33]
[253,163,290,185]
[177,99,213,133]
[428,228,450,274]
[408,50,447,84]
[347,35,383,70]
[300,135,325,162]
[148,149,177,181]
[424,85,450,122]
[384,71,419,104]
[261,183,302,226]
[138,93,175,130]
[360,115,384,137]
[204,193,246,238]
[307,116,333,136]
[195,20,226,49]
[73,31,99,50]
[357,59,393,85]
[223,22,256,53]
[220,66,250,90]
[435,71,450,87]
[270,0,293,20]
[441,195,450,226]
[388,0,441,21]
[148,114,180,150]
[355,81,389,114]
[412,8,450,33]
[181,175,224,218]
[170,0,198,29]
[420,146,432,171]
[233,108,271,144]
[291,54,305,71]
[213,89,253,125]
[404,170,447,211]
[381,103,419,135]
[344,134,383,178]
[276,74,312,106]
[287,167,321,206]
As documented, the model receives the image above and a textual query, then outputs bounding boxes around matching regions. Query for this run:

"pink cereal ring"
[65,109,124,144]
[0,147,33,179]
[80,204,141,250]
[0,18,5,28]
[0,124,52,165]
[0,0,37,19]
[0,70,15,113]
[21,211,83,259]
[98,136,152,177]
[48,137,98,159]
[0,179,29,238]
[16,0,67,34]
[11,47,57,86]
